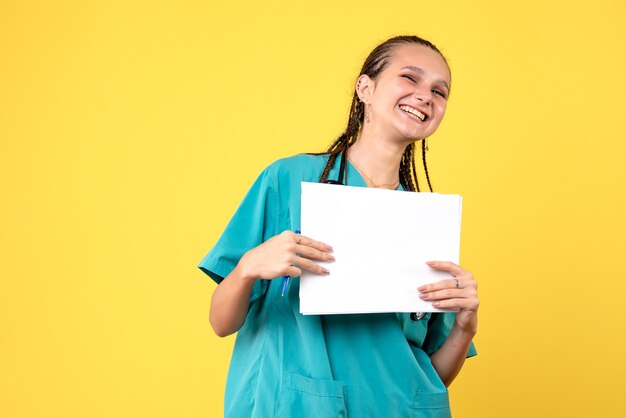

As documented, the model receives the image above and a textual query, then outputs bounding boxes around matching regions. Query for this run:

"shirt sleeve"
[198,167,279,306]
[422,312,477,358]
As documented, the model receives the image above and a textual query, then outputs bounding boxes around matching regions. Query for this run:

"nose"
[413,86,431,104]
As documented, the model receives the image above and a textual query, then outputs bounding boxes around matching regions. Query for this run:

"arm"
[209,231,334,337]
[209,263,256,338]
[429,321,476,387]
[418,261,479,387]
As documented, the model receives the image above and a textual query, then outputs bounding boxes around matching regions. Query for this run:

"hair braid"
[422,139,433,192]
[399,145,412,191]
[399,151,411,191]
[318,146,341,183]
[317,95,363,182]
[401,143,421,192]
[409,144,420,192]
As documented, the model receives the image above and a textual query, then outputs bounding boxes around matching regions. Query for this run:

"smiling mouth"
[399,105,427,121]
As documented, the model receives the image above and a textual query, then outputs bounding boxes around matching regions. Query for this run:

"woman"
[199,35,479,418]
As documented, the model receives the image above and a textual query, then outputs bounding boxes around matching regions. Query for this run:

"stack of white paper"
[299,182,462,315]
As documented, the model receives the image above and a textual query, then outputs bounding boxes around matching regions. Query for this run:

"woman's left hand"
[418,261,479,335]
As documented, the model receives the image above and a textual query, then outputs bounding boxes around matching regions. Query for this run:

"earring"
[365,103,370,123]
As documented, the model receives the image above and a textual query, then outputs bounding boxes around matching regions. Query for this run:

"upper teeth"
[400,105,426,121]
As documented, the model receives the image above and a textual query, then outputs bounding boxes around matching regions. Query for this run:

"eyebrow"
[401,66,450,91]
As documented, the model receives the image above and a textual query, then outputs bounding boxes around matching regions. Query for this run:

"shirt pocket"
[274,372,347,418]
[410,391,451,418]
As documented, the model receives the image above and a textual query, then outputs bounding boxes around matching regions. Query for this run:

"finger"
[284,266,302,277]
[418,278,463,293]
[419,288,471,301]
[296,234,333,252]
[425,261,464,276]
[432,298,479,311]
[292,256,330,276]
[296,244,335,262]
[431,298,465,311]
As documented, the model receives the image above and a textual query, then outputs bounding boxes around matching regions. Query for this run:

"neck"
[347,130,406,188]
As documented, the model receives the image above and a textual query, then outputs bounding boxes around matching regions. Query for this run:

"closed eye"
[432,89,447,99]
[402,74,417,83]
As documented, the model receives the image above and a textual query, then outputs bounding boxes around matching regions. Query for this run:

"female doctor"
[199,35,479,418]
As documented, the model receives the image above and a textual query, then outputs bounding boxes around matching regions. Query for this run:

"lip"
[398,104,430,122]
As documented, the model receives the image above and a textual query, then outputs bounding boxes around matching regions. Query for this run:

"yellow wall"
[2,1,625,417]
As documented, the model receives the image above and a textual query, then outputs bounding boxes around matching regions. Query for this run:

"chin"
[400,129,426,142]
[394,123,430,142]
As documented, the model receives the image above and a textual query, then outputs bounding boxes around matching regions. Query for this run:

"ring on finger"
[297,236,302,244]
[454,278,460,289]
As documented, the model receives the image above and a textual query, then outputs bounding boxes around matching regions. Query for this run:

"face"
[357,43,451,142]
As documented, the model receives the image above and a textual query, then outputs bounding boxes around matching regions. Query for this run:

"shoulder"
[263,153,330,182]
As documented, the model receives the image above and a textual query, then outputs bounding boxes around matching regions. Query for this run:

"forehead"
[386,44,451,82]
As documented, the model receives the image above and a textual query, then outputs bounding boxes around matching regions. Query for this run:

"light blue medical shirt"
[199,154,476,418]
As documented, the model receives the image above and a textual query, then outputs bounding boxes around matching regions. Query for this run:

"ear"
[356,74,374,103]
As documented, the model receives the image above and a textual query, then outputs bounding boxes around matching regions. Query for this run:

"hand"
[237,230,334,282]
[418,261,479,334]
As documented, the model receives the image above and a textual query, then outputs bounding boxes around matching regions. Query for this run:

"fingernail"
[323,268,330,275]
[426,261,435,266]
[417,286,426,291]
[325,245,333,251]
[433,302,440,307]
[327,254,335,261]
[419,293,427,299]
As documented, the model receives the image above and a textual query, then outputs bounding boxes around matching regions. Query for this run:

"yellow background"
[1,0,625,417]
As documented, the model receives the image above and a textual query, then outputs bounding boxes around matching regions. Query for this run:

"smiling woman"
[199,35,479,418]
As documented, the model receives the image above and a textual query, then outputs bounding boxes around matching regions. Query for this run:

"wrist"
[451,320,477,339]
[233,255,258,286]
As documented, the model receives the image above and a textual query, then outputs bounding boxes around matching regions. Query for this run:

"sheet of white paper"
[299,182,462,315]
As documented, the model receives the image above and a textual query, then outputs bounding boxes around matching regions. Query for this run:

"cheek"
[434,101,447,120]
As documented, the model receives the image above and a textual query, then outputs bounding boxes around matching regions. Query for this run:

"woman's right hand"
[236,230,334,282]
[210,231,333,336]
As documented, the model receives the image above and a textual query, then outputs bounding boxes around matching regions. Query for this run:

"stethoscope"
[321,148,427,322]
